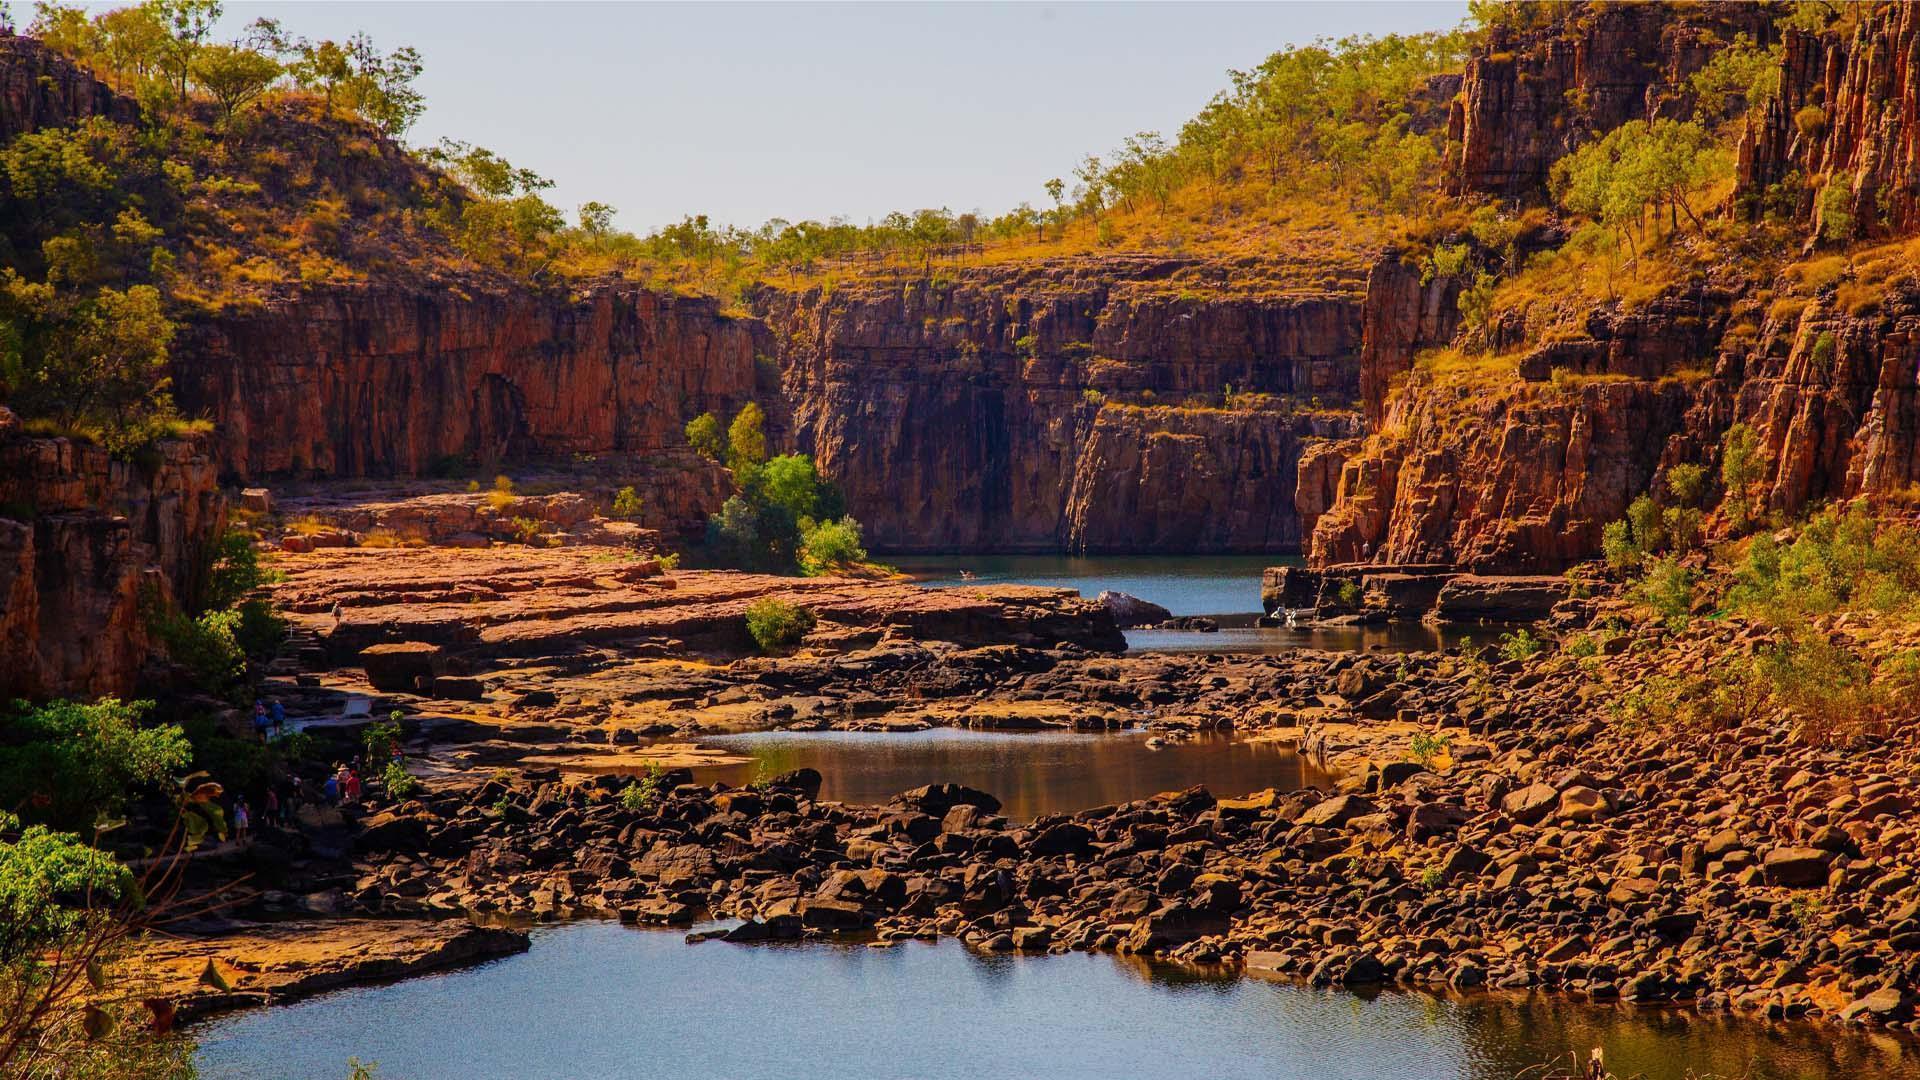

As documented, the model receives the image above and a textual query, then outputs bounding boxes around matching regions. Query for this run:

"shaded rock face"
[0,428,225,699]
[752,260,1365,553]
[1448,1,1775,197]
[0,33,137,141]
[171,284,771,484]
[1738,4,1920,240]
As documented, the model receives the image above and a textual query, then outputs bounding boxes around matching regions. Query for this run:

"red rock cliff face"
[0,32,137,141]
[752,258,1365,553]
[1450,2,1774,197]
[1737,4,1920,240]
[0,414,225,699]
[171,283,770,486]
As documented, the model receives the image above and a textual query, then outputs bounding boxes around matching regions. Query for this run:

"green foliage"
[619,765,666,811]
[183,528,275,616]
[381,760,416,801]
[1817,175,1854,243]
[0,278,178,454]
[1719,422,1766,529]
[1687,34,1783,123]
[800,517,868,576]
[684,412,725,460]
[1564,633,1600,660]
[1550,119,1729,267]
[1725,506,1920,625]
[705,493,800,572]
[1407,731,1450,768]
[0,699,189,831]
[1601,519,1642,574]
[610,485,642,521]
[754,454,822,522]
[190,41,280,123]
[1633,555,1698,632]
[364,714,402,762]
[1666,463,1708,507]
[1497,628,1543,662]
[426,140,565,279]
[744,598,815,655]
[149,606,246,697]
[0,811,132,963]
[726,402,767,472]
[1335,579,1363,608]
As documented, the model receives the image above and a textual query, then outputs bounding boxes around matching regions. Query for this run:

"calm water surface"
[195,920,1920,1080]
[690,728,1330,820]
[899,555,1496,655]
[899,554,1282,616]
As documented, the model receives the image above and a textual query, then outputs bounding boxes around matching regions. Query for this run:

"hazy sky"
[105,1,1471,233]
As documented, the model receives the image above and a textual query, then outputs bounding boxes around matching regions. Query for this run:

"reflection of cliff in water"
[690,729,1332,820]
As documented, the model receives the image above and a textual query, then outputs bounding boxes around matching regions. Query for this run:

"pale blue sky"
[95,1,1472,232]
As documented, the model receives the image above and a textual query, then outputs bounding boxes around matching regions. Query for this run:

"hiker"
[344,768,362,804]
[252,701,270,741]
[270,698,287,736]
[323,771,340,805]
[233,799,250,843]
[263,787,280,830]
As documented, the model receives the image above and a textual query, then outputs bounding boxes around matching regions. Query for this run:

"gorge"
[6,3,1920,1079]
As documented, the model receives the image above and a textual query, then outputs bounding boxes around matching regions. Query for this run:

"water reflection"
[691,728,1333,819]
[1125,622,1489,655]
[194,921,1920,1080]
[898,553,1284,617]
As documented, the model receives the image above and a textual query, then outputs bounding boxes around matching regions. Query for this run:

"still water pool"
[194,919,1920,1080]
[899,553,1281,616]
[690,728,1331,820]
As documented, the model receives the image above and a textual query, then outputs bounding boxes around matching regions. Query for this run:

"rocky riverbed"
[127,527,1920,1041]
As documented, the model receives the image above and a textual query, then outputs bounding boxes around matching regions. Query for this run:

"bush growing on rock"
[727,403,767,473]
[1498,628,1543,662]
[620,766,666,810]
[745,598,815,655]
[1632,556,1697,631]
[382,760,417,800]
[684,412,724,460]
[610,486,642,521]
[800,517,868,576]
[0,699,189,831]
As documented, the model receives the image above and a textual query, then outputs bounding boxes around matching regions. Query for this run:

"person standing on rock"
[270,698,286,736]
[324,771,340,806]
[233,799,250,844]
[263,787,280,831]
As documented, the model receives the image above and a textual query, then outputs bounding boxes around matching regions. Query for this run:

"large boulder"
[1763,846,1834,888]
[891,783,1001,817]
[1097,591,1171,628]
[1432,575,1569,623]
[360,642,442,693]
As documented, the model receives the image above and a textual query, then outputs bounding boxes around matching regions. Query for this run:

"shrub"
[1601,519,1642,573]
[1725,506,1920,624]
[1408,731,1451,768]
[150,607,247,698]
[485,475,516,512]
[685,412,724,460]
[1666,463,1708,506]
[1633,555,1698,631]
[619,765,666,811]
[727,402,767,472]
[1565,633,1600,659]
[611,486,642,521]
[800,517,868,575]
[745,598,815,655]
[1498,628,1543,662]
[365,715,403,762]
[382,760,417,800]
[0,699,190,830]
[1335,580,1363,608]
[1817,175,1853,242]
[1719,422,1765,528]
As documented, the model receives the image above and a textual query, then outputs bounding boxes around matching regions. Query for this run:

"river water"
[194,919,1920,1080]
[690,729,1332,820]
[899,554,1486,654]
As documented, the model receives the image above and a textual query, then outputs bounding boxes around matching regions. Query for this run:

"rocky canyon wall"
[751,258,1366,553]
[0,411,225,699]
[171,283,770,484]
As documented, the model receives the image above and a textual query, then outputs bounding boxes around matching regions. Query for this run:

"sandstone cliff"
[1449,3,1774,197]
[751,258,1365,553]
[172,283,769,483]
[0,411,225,699]
[1737,3,1920,240]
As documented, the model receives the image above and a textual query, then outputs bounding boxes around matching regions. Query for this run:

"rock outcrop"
[1737,3,1920,240]
[0,418,225,698]
[753,259,1366,553]
[1449,2,1775,197]
[0,32,138,141]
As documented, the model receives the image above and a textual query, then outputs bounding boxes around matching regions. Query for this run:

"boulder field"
[132,536,1920,1037]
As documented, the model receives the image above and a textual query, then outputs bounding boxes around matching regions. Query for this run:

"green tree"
[800,517,868,575]
[684,412,724,460]
[189,41,281,124]
[744,598,815,654]
[0,279,178,452]
[727,402,767,472]
[0,699,190,831]
[755,453,820,523]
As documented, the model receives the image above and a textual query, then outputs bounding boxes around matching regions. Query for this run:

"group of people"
[251,697,288,741]
[229,780,303,843]
[323,763,364,806]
